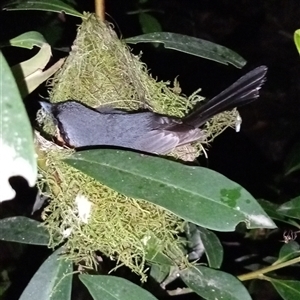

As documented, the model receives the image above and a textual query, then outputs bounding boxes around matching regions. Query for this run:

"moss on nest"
[47,12,237,145]
[36,134,187,280]
[48,13,197,116]
[37,12,238,279]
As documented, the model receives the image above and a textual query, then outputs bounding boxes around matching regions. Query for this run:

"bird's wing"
[134,126,204,154]
[134,130,180,154]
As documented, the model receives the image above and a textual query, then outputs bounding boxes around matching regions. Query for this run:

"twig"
[95,0,105,21]
[238,256,300,281]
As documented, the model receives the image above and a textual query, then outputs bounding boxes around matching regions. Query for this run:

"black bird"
[41,66,267,154]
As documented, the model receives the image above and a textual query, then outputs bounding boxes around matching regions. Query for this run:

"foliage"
[1,1,300,300]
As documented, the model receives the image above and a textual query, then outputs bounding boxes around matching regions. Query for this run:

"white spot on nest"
[62,227,73,238]
[141,234,151,245]
[235,113,242,132]
[75,194,92,223]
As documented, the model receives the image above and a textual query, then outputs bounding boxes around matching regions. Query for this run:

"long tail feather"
[183,65,268,128]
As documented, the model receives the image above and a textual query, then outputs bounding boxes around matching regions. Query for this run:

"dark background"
[1,1,300,299]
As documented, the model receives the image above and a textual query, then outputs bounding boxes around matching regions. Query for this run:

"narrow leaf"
[11,44,65,98]
[258,199,300,227]
[277,196,300,219]
[0,31,47,49]
[139,13,162,34]
[273,241,300,265]
[126,32,246,68]
[294,29,300,55]
[284,142,300,176]
[143,233,176,266]
[3,0,83,18]
[64,149,276,231]
[0,217,49,245]
[11,43,51,81]
[19,247,73,300]
[79,275,158,300]
[268,278,300,300]
[181,266,251,300]
[198,226,223,268]
[150,264,170,284]
[0,51,37,202]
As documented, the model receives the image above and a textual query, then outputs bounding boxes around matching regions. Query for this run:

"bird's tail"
[183,65,268,128]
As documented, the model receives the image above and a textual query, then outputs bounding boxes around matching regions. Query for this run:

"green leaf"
[273,241,300,265]
[268,278,300,300]
[79,275,158,300]
[150,264,170,284]
[181,266,251,300]
[0,51,37,201]
[258,199,300,227]
[146,251,174,266]
[0,31,47,49]
[258,199,284,220]
[0,217,49,245]
[141,234,179,267]
[277,196,300,219]
[11,43,51,79]
[10,43,65,98]
[2,0,83,18]
[126,32,246,68]
[64,149,276,231]
[19,247,73,300]
[198,226,223,268]
[139,13,162,34]
[143,233,176,266]
[284,142,300,176]
[294,29,300,55]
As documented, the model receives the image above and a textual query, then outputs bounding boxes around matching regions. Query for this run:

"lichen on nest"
[37,12,238,279]
[48,13,196,115]
[36,134,187,281]
[47,12,237,143]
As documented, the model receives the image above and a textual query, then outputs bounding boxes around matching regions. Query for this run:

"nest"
[37,13,238,279]
[36,133,187,281]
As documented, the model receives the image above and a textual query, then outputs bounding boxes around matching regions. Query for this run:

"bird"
[41,65,267,154]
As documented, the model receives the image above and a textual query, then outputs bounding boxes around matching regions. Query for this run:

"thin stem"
[95,0,105,21]
[238,256,300,281]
